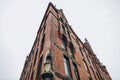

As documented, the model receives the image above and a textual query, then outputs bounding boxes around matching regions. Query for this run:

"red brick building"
[20,2,112,80]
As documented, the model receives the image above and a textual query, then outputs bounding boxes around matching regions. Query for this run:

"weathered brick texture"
[20,2,112,80]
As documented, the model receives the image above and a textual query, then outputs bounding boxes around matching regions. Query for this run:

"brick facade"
[20,2,112,80]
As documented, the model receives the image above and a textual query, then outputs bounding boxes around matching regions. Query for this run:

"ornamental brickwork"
[20,2,112,80]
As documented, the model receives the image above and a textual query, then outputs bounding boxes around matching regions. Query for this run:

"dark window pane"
[62,36,67,50]
[64,56,72,79]
[60,17,63,23]
[62,25,66,34]
[79,48,83,56]
[70,43,75,58]
[67,31,71,39]
[73,63,80,80]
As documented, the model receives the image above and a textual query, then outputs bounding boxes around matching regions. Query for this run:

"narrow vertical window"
[73,63,80,80]
[70,42,75,58]
[40,34,45,54]
[67,31,71,39]
[79,48,83,56]
[60,17,63,23]
[62,25,66,34]
[36,56,43,80]
[62,36,67,50]
[83,60,89,72]
[65,23,67,27]
[64,55,72,79]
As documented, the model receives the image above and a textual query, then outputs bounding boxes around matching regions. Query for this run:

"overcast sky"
[0,0,120,80]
